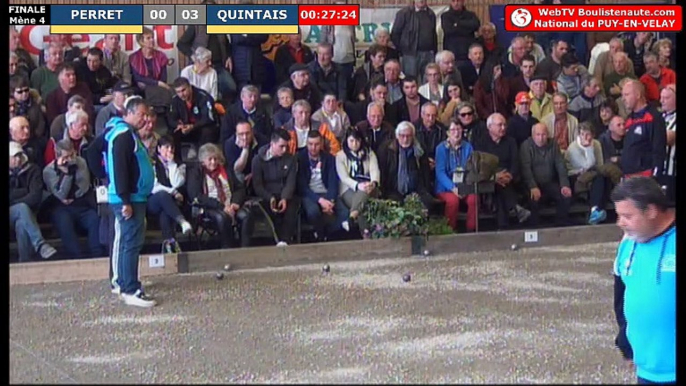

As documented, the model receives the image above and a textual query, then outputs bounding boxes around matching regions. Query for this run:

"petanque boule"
[423,250,431,256]
[215,272,224,280]
[402,273,412,283]
[511,244,518,251]
[322,264,330,273]
[223,264,231,272]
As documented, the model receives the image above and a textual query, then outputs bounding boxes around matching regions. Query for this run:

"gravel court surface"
[10,241,636,384]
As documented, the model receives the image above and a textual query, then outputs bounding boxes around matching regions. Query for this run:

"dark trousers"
[529,182,571,227]
[571,174,608,210]
[147,191,184,240]
[99,205,116,286]
[203,206,253,248]
[111,202,147,295]
[172,125,217,161]
[259,197,301,243]
[301,194,346,239]
[494,183,519,229]
[52,203,105,258]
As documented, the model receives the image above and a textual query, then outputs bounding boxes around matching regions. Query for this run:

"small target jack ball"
[215,272,224,280]
[423,250,431,256]
[322,264,330,273]
[223,264,231,272]
[402,273,412,283]
[511,244,518,251]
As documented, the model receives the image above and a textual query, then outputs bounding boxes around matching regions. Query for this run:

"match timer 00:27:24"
[298,5,360,26]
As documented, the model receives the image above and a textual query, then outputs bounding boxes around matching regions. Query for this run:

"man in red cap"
[507,92,539,147]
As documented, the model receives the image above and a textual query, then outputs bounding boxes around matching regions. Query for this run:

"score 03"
[298,5,360,26]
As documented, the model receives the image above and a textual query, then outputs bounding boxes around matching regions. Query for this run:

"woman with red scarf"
[129,27,173,108]
[186,143,253,248]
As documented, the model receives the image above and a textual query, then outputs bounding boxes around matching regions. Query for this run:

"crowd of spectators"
[8,0,677,261]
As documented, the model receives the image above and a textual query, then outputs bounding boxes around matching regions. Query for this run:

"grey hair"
[609,37,624,50]
[293,99,312,113]
[367,101,384,115]
[67,94,86,108]
[277,87,293,97]
[10,51,17,60]
[421,102,438,114]
[486,113,505,128]
[241,84,260,97]
[435,50,454,63]
[43,42,63,60]
[191,46,212,63]
[66,109,89,127]
[374,27,390,40]
[198,143,225,165]
[456,101,477,119]
[511,36,525,46]
[395,121,415,137]
[54,138,75,158]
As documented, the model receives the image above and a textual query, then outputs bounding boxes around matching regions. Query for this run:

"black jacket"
[278,80,323,113]
[355,120,396,155]
[621,105,666,175]
[457,61,484,96]
[473,133,521,181]
[186,161,246,209]
[441,7,481,62]
[377,140,431,200]
[599,130,624,164]
[229,34,269,85]
[350,62,384,102]
[391,6,438,56]
[251,144,298,201]
[167,86,218,138]
[414,121,447,160]
[9,161,43,211]
[507,113,539,148]
[307,61,347,102]
[394,95,431,124]
[296,150,339,203]
[76,61,116,104]
[220,102,272,145]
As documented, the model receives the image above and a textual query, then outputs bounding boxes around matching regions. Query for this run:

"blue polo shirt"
[614,225,676,383]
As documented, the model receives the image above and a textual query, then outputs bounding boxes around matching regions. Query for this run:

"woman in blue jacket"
[434,118,478,232]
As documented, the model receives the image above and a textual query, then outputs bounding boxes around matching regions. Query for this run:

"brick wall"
[10,0,666,24]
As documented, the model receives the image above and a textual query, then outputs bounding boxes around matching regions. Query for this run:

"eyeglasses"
[15,88,29,94]
[460,111,474,117]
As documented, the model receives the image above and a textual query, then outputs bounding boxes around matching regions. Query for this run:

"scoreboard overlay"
[8,4,361,34]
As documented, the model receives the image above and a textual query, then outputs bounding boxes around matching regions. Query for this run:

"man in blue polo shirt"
[612,177,676,385]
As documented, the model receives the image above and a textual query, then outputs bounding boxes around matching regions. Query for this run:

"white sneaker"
[276,241,288,247]
[122,289,156,308]
[341,221,350,232]
[180,221,193,235]
[111,286,121,295]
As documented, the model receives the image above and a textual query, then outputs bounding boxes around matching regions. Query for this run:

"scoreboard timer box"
[8,4,360,33]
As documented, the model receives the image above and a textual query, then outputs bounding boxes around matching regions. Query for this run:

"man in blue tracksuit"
[105,97,156,308]
[612,177,676,384]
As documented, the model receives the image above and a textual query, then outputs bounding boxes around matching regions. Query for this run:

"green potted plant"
[363,193,429,254]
